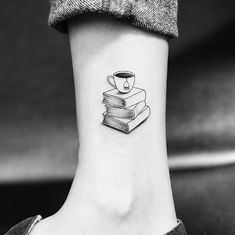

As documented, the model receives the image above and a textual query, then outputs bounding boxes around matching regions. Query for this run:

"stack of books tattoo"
[102,87,151,133]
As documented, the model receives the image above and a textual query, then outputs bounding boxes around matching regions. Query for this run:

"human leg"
[31,15,177,235]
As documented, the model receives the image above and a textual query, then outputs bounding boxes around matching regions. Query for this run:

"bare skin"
[31,15,177,235]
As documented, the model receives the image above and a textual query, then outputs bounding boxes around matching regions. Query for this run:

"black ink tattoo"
[102,71,151,133]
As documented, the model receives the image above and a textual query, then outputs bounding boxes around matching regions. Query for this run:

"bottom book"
[103,106,150,133]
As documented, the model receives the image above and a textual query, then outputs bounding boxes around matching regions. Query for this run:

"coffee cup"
[107,71,135,94]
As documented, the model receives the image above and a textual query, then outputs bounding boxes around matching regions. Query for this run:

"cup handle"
[106,75,116,88]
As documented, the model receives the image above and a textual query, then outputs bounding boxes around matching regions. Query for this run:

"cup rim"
[114,70,135,77]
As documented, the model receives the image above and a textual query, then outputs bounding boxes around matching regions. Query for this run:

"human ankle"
[61,152,177,235]
[74,142,174,221]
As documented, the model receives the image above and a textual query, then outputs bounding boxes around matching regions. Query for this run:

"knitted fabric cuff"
[48,0,178,38]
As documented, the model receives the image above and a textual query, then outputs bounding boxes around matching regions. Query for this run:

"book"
[103,106,150,133]
[102,88,146,108]
[106,101,146,119]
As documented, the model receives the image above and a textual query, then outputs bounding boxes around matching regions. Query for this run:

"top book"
[103,87,146,108]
